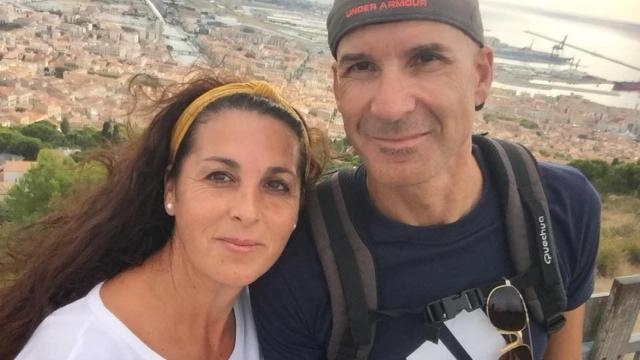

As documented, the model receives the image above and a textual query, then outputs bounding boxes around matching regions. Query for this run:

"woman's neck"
[101,244,241,360]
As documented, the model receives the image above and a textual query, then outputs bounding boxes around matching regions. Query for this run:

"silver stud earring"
[166,202,174,213]
[293,223,297,230]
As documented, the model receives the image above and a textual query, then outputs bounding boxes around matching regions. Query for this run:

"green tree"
[20,120,66,146]
[111,123,126,144]
[3,150,78,223]
[570,159,640,196]
[8,137,42,160]
[70,160,107,194]
[605,162,640,195]
[101,120,113,139]
[0,127,46,159]
[65,126,101,150]
[0,128,20,153]
[60,118,70,135]
[569,159,610,183]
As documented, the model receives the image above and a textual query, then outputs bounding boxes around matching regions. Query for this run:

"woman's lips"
[217,237,262,253]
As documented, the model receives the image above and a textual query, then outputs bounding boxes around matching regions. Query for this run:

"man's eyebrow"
[338,44,452,64]
[337,52,369,64]
[405,43,451,58]
[202,156,239,168]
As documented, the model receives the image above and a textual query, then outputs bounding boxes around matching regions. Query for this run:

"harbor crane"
[525,30,640,72]
[551,35,568,57]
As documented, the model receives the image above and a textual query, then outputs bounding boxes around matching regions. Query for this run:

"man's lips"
[370,132,430,145]
[216,237,262,253]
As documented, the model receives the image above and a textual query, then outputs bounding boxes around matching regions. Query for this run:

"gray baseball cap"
[327,0,484,58]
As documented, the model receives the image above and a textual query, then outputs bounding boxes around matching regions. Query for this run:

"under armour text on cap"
[327,0,484,58]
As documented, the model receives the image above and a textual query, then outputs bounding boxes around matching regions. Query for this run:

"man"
[251,0,600,359]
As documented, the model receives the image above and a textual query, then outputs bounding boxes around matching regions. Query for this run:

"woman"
[0,75,326,359]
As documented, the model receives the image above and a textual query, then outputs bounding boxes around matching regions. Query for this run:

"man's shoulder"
[538,160,590,185]
[538,160,600,206]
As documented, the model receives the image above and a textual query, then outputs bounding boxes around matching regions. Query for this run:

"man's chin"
[365,162,434,188]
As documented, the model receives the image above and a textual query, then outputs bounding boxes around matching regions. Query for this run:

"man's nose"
[369,70,416,120]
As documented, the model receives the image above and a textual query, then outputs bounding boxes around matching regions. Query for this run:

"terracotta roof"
[1,160,35,173]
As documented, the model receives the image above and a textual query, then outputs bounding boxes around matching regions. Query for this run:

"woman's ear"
[164,166,176,216]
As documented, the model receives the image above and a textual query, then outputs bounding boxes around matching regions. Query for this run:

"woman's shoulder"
[16,283,163,360]
[230,287,262,360]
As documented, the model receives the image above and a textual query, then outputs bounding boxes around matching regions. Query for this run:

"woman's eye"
[265,180,290,193]
[207,171,233,183]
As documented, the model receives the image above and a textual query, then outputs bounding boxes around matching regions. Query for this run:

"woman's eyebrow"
[201,156,239,169]
[267,166,297,177]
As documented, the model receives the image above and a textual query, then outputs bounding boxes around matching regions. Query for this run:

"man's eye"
[345,61,375,74]
[418,53,436,63]
[413,52,437,65]
[411,50,450,67]
[207,171,233,183]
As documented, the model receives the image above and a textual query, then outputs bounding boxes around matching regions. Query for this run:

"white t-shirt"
[16,283,261,360]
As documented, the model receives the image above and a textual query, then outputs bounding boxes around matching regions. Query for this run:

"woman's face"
[165,109,302,288]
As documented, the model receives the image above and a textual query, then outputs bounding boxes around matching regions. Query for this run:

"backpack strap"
[472,134,567,334]
[307,169,378,360]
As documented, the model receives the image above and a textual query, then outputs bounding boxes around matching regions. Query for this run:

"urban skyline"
[0,0,638,167]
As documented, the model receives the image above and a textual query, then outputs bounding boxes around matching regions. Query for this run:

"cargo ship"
[493,46,572,65]
[487,36,573,65]
[613,81,640,92]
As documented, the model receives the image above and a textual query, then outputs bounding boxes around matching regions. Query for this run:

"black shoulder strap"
[472,134,567,334]
[307,169,378,360]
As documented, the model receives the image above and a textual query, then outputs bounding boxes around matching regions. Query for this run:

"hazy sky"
[489,0,640,23]
[313,0,640,24]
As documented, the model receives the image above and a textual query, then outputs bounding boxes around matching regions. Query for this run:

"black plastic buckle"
[424,288,484,324]
[464,288,486,309]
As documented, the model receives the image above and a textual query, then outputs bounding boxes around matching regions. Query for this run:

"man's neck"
[366,153,483,227]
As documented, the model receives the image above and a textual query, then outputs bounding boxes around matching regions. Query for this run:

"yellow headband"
[169,81,311,176]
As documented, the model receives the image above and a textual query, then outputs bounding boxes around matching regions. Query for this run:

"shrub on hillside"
[596,242,624,277]
[624,239,640,267]
[570,159,640,197]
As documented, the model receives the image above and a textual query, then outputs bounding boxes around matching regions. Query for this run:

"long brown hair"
[0,73,327,359]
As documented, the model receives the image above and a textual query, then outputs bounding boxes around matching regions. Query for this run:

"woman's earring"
[293,223,297,230]
[166,202,174,215]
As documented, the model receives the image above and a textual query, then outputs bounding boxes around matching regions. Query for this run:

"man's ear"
[474,47,494,109]
[331,62,339,102]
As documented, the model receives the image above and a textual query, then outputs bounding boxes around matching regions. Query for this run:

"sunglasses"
[485,279,533,360]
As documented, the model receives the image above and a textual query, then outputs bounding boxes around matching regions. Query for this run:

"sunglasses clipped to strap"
[373,279,535,359]
[486,279,534,360]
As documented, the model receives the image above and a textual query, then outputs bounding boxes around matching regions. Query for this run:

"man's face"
[332,20,493,187]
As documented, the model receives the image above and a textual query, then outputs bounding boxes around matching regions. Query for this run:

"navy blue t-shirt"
[251,148,600,359]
